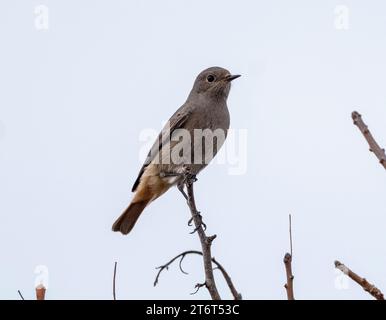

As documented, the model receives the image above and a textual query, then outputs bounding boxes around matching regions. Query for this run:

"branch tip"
[334,260,384,300]
[351,110,386,170]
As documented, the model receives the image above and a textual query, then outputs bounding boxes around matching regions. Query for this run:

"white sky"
[1,0,386,300]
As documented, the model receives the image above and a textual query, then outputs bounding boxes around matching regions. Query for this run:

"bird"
[112,66,240,235]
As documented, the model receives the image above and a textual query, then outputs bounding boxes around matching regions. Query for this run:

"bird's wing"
[131,108,191,192]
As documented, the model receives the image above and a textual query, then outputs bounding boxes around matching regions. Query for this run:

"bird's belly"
[149,116,229,179]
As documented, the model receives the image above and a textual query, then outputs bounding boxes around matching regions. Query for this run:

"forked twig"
[154,250,241,300]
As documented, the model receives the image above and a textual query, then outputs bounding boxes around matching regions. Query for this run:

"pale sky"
[1,0,386,300]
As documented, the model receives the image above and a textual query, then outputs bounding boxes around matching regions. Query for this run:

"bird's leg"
[160,171,188,200]
[160,168,206,232]
[182,168,206,232]
[177,182,188,200]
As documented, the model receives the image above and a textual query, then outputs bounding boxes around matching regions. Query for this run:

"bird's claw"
[184,174,197,185]
[182,166,197,185]
[188,212,207,233]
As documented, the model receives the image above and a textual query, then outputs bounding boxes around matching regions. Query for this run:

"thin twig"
[185,177,221,300]
[154,252,190,286]
[35,284,46,300]
[289,214,293,257]
[283,214,295,300]
[212,256,242,300]
[113,261,117,300]
[17,290,25,300]
[191,282,206,295]
[154,250,241,300]
[352,111,386,170]
[335,260,384,300]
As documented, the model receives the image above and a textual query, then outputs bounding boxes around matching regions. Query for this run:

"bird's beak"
[226,74,241,82]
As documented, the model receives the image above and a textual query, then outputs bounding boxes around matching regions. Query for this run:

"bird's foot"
[188,212,207,233]
[182,166,197,185]
[185,174,198,185]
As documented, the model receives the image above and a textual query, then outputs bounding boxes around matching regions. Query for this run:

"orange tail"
[112,200,149,235]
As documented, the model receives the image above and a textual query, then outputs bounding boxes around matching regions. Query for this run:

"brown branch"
[284,253,295,300]
[283,214,295,300]
[154,250,241,300]
[334,260,384,300]
[36,284,46,300]
[184,177,221,300]
[113,261,117,300]
[352,111,386,170]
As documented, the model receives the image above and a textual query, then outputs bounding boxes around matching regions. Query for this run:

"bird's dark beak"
[226,74,241,82]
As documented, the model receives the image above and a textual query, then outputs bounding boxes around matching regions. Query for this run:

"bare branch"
[184,176,221,300]
[179,254,189,275]
[284,253,295,300]
[154,250,242,300]
[283,214,295,300]
[17,290,25,300]
[154,251,193,287]
[36,284,46,300]
[335,260,384,300]
[352,111,386,170]
[113,261,117,300]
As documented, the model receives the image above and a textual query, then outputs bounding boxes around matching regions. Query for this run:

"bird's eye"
[206,75,215,82]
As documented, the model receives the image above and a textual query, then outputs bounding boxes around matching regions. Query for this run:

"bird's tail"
[112,200,149,235]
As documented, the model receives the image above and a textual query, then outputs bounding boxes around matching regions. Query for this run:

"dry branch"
[352,111,386,170]
[36,284,46,300]
[154,250,241,300]
[335,260,384,300]
[283,253,295,300]
[184,176,221,300]
[283,214,295,300]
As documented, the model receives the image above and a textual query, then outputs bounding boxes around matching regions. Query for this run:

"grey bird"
[112,67,240,235]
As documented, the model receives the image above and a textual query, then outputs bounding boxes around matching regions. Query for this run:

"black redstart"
[112,66,240,234]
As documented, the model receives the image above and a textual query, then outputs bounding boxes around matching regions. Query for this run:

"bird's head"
[190,67,240,100]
